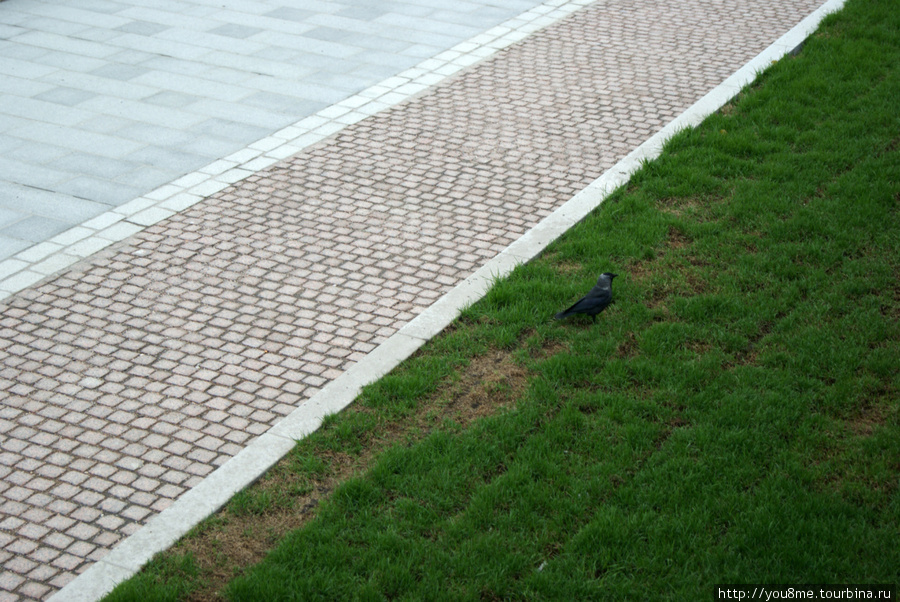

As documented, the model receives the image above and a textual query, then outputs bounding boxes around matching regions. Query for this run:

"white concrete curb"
[48,0,846,599]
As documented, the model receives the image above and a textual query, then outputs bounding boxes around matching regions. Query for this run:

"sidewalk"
[1,0,830,599]
[0,0,546,266]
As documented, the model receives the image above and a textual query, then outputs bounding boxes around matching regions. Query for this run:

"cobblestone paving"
[0,0,824,598]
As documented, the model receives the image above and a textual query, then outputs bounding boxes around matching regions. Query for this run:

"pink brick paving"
[0,0,824,598]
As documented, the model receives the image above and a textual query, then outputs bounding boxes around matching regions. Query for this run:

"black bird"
[555,272,617,322]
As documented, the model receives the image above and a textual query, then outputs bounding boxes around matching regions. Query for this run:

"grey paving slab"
[77,115,133,135]
[0,21,23,37]
[89,63,149,81]
[109,166,173,192]
[0,155,76,190]
[264,7,315,23]
[334,5,390,20]
[37,70,158,101]
[0,208,21,228]
[0,54,57,79]
[177,136,246,161]
[0,182,108,221]
[207,23,263,39]
[0,216,70,243]
[0,134,21,155]
[32,87,98,107]
[54,177,143,206]
[182,99,287,129]
[351,61,415,82]
[28,52,107,74]
[112,20,169,37]
[0,73,54,98]
[191,118,270,144]
[11,3,118,25]
[255,78,345,106]
[0,236,31,260]
[354,51,423,73]
[127,69,252,102]
[121,146,209,174]
[140,91,201,109]
[347,34,417,53]
[9,30,120,58]
[8,122,143,160]
[47,154,138,181]
[0,95,94,126]
[240,92,325,116]
[8,141,70,166]
[12,16,87,37]
[114,122,193,147]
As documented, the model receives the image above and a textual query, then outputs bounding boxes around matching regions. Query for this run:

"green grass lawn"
[106,0,899,599]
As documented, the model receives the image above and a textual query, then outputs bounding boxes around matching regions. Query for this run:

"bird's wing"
[560,286,610,315]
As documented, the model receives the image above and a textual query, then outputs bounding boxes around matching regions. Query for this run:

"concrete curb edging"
[49,0,846,599]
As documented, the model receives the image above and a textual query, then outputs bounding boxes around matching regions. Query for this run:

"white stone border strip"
[48,0,845,599]
[0,0,595,304]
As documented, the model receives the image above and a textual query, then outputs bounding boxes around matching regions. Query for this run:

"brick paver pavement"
[1,0,825,598]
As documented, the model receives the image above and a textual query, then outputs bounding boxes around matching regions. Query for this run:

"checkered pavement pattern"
[0,0,824,598]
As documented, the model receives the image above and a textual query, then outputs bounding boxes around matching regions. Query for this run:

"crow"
[554,272,617,322]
